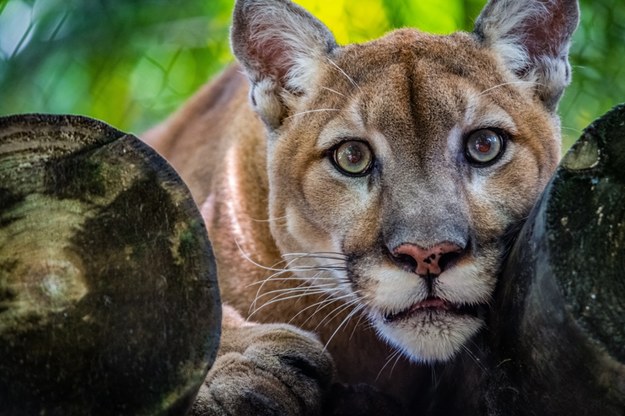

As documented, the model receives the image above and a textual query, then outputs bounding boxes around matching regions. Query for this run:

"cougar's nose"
[392,242,465,277]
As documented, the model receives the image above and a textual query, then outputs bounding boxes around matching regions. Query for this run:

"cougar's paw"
[192,324,335,416]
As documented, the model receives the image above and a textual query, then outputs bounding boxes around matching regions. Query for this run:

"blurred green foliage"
[0,0,623,150]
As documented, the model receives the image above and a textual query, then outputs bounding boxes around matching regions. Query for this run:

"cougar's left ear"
[474,0,579,111]
[231,0,338,130]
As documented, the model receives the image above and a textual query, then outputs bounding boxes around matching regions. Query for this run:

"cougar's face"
[267,30,560,362]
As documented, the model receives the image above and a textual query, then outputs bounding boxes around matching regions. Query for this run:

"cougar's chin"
[371,308,483,363]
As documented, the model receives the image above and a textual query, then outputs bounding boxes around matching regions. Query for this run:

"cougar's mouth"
[382,297,476,323]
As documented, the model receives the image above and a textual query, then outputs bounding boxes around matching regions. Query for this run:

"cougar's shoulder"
[143,65,266,206]
[143,65,279,314]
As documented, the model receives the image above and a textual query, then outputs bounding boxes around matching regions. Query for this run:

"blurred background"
[0,0,623,150]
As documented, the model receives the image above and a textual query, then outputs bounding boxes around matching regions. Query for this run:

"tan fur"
[144,0,578,413]
[144,62,422,406]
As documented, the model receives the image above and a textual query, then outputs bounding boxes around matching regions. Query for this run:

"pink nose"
[393,242,464,276]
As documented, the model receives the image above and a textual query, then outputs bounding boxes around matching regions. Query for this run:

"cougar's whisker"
[248,214,291,224]
[477,80,540,97]
[388,349,405,379]
[315,297,361,331]
[254,282,339,301]
[251,269,329,312]
[376,348,403,382]
[320,86,346,98]
[298,292,356,326]
[349,308,369,341]
[286,108,340,119]
[248,287,342,319]
[326,57,361,91]
[247,275,342,287]
[323,304,366,352]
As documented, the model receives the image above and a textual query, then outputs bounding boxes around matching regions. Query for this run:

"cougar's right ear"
[231,0,338,130]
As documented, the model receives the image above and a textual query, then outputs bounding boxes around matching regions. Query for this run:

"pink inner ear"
[248,23,293,82]
[519,1,579,60]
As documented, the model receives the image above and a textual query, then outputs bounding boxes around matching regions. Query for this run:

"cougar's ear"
[231,0,338,130]
[474,0,579,111]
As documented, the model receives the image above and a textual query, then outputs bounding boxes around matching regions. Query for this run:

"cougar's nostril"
[392,242,465,277]
[391,253,419,273]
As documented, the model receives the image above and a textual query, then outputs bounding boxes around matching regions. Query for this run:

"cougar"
[144,0,579,413]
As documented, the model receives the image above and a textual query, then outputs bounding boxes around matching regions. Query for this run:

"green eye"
[332,140,374,176]
[465,129,505,165]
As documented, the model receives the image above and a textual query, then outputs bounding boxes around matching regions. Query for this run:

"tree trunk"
[432,104,625,415]
[0,114,221,416]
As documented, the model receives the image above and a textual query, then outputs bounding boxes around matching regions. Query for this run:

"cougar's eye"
[332,140,374,176]
[465,129,505,165]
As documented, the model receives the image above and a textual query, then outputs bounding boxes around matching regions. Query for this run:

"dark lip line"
[381,297,476,324]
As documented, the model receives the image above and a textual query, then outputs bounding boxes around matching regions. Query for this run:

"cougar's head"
[231,0,578,362]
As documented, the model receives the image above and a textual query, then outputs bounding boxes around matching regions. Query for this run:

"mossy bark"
[0,114,221,416]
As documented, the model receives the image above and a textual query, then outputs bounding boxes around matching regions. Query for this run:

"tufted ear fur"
[231,0,338,130]
[474,0,579,111]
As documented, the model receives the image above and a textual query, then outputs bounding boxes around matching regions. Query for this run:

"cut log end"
[0,114,221,415]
